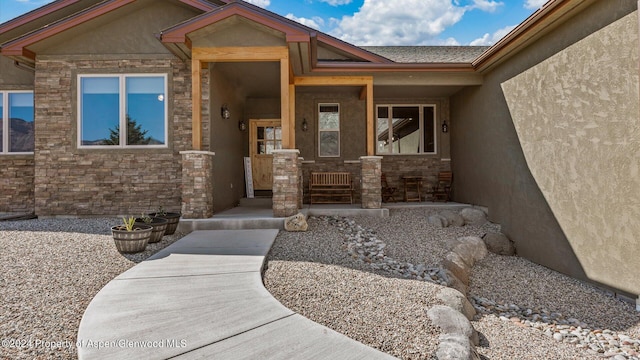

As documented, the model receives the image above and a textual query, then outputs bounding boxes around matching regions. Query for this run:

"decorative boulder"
[428,214,448,228]
[284,213,308,232]
[452,236,488,268]
[440,210,465,227]
[483,232,516,256]
[460,208,487,226]
[437,334,480,360]
[438,269,468,295]
[436,287,476,320]
[427,305,479,346]
[441,251,471,285]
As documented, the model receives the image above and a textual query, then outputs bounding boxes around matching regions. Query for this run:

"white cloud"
[285,14,324,30]
[524,0,547,10]
[330,0,467,46]
[243,0,270,8]
[470,0,503,13]
[469,24,515,45]
[319,0,353,5]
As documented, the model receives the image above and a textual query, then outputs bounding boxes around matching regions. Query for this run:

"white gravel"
[0,218,185,360]
[264,208,640,360]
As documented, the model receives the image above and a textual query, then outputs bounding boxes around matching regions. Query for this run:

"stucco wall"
[501,11,640,295]
[209,65,246,213]
[450,0,638,295]
[33,58,191,216]
[0,57,34,86]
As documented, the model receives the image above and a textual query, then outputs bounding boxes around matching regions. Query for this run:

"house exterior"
[1,0,639,299]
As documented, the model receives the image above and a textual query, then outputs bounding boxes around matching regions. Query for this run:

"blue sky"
[0,0,548,45]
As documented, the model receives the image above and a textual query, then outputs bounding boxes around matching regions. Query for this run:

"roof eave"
[313,61,476,73]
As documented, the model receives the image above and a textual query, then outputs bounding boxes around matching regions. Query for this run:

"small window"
[318,103,340,157]
[0,91,34,154]
[376,104,436,155]
[78,74,167,148]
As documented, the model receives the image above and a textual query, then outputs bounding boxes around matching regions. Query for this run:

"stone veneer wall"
[181,151,214,218]
[381,157,451,200]
[0,156,35,213]
[33,58,192,216]
[272,150,300,217]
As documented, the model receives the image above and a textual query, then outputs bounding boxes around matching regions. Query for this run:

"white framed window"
[0,90,34,154]
[318,103,340,157]
[376,104,436,155]
[78,74,168,148]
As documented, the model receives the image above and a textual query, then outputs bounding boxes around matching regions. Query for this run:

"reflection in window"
[319,103,340,157]
[376,105,436,155]
[79,75,166,147]
[0,91,34,153]
[255,124,282,154]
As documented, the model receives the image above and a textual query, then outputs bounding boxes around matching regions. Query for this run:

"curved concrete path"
[78,230,396,359]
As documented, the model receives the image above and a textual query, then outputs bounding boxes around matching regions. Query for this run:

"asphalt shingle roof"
[361,46,490,63]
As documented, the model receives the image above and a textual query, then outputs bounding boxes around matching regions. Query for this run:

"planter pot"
[111,225,152,253]
[135,217,168,243]
[148,212,181,235]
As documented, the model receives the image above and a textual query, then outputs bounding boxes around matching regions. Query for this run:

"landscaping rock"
[441,251,471,285]
[441,210,465,227]
[483,232,516,256]
[436,334,480,360]
[452,236,488,267]
[428,214,447,228]
[460,208,487,226]
[284,213,308,232]
[427,305,479,346]
[438,269,468,295]
[436,287,476,320]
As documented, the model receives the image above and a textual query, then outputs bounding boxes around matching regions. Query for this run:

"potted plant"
[135,213,168,243]
[148,206,181,235]
[111,216,153,253]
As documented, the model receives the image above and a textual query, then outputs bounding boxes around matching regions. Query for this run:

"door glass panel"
[257,127,265,140]
[275,127,282,141]
[266,142,274,154]
[275,140,282,150]
[265,127,274,140]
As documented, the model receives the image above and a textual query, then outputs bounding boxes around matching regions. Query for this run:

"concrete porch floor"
[177,198,472,232]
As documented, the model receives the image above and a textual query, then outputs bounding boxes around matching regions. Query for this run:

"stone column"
[360,156,383,209]
[180,151,215,218]
[272,149,300,217]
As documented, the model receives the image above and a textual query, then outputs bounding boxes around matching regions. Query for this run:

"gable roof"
[0,0,217,64]
[362,46,489,64]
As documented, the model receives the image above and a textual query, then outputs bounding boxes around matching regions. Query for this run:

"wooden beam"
[193,46,289,62]
[359,86,366,101]
[191,58,202,150]
[289,83,296,148]
[294,76,373,86]
[366,79,374,156]
[280,57,291,149]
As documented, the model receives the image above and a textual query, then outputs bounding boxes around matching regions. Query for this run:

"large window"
[376,105,436,155]
[78,74,167,148]
[0,91,34,154]
[318,103,340,157]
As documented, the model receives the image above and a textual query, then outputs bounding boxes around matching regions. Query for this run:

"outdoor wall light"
[238,119,247,132]
[442,120,449,133]
[221,104,230,119]
[302,118,309,131]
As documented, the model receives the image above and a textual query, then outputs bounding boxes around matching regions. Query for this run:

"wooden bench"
[309,172,353,204]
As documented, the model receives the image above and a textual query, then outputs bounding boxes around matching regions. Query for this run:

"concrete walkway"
[77,230,396,359]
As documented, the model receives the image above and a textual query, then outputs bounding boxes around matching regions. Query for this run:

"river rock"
[483,232,516,256]
[460,208,487,226]
[284,213,308,232]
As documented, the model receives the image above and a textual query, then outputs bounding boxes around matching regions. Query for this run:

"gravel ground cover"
[0,218,185,360]
[264,208,640,360]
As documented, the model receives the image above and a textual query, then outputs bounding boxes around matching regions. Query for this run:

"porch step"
[239,197,273,207]
[177,217,284,232]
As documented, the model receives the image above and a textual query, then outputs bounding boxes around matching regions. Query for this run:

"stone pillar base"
[272,150,301,217]
[360,156,382,209]
[181,151,215,218]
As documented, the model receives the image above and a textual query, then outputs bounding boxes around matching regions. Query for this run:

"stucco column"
[360,156,382,209]
[180,151,215,218]
[297,157,304,209]
[272,149,300,217]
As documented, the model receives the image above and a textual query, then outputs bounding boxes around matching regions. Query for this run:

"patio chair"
[432,171,452,202]
[381,173,397,202]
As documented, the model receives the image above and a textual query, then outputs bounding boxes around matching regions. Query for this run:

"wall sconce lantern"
[221,104,230,119]
[238,119,247,132]
[442,120,449,133]
[302,118,309,131]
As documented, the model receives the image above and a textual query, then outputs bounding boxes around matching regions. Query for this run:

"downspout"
[14,60,35,73]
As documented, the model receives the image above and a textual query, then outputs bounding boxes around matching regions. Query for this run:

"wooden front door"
[249,119,282,190]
